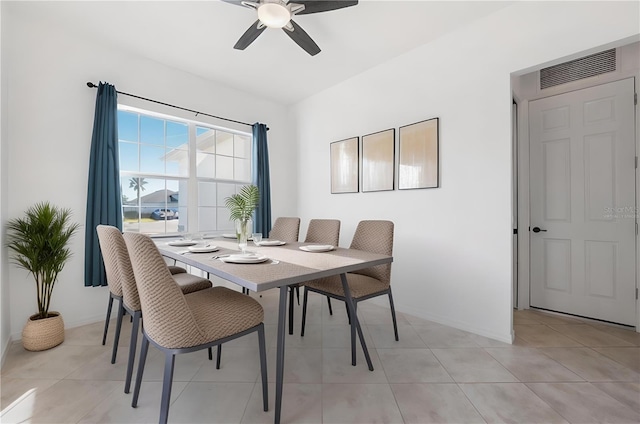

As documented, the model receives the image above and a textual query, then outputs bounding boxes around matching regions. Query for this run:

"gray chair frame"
[123,231,267,424]
[289,219,341,335]
[132,323,268,424]
[101,263,186,366]
[269,217,302,334]
[97,225,216,395]
[300,220,397,365]
[301,284,399,343]
[101,291,124,364]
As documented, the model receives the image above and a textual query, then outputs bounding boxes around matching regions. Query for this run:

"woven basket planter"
[22,312,64,351]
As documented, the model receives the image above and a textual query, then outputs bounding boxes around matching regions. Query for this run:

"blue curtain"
[84,82,122,287]
[252,123,271,237]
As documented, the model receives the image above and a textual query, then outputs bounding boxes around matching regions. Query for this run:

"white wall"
[3,5,295,339]
[291,1,639,342]
[1,1,11,362]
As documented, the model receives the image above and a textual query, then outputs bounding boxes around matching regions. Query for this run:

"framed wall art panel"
[330,137,359,194]
[398,118,439,189]
[361,129,395,192]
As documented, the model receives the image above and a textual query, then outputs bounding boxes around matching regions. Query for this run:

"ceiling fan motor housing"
[256,0,292,28]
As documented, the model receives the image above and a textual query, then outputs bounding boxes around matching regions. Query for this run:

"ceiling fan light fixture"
[257,3,291,28]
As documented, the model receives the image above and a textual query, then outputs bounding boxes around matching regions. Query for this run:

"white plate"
[167,240,198,247]
[222,233,253,240]
[257,240,286,246]
[188,245,219,253]
[299,245,334,253]
[220,254,269,264]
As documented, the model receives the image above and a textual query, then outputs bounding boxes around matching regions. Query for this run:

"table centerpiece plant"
[224,184,260,253]
[6,202,80,351]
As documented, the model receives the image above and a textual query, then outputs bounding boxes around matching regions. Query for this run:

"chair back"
[123,232,206,349]
[269,217,301,242]
[96,225,130,298]
[96,225,142,311]
[349,220,394,285]
[304,219,340,246]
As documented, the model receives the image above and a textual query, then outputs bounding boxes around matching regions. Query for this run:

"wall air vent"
[540,49,616,89]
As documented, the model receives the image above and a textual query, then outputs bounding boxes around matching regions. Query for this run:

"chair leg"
[159,353,176,424]
[125,310,141,393]
[327,296,333,315]
[111,299,125,364]
[350,303,357,365]
[102,294,114,345]
[132,335,150,408]
[216,345,222,370]
[288,286,295,335]
[340,274,373,370]
[208,347,213,361]
[301,287,309,337]
[388,288,399,341]
[295,285,300,305]
[257,324,268,412]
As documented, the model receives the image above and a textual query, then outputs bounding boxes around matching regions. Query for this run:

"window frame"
[117,104,253,236]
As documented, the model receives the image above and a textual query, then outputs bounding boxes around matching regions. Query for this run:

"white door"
[529,78,636,326]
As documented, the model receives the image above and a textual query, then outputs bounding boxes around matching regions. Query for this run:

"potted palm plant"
[6,202,80,351]
[225,185,260,252]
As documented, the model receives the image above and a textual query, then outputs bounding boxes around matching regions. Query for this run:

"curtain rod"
[86,82,268,130]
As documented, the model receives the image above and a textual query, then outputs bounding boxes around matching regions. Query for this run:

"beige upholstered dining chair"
[268,217,301,242]
[96,225,214,395]
[123,232,268,424]
[268,217,302,331]
[100,230,187,354]
[100,251,123,349]
[301,220,397,355]
[286,219,341,334]
[304,219,341,246]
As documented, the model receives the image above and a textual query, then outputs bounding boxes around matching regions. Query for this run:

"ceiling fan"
[222,0,358,56]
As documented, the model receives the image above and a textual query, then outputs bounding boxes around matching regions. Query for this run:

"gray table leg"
[274,285,288,424]
[340,273,373,371]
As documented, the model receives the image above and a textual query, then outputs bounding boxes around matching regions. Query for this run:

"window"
[118,106,252,235]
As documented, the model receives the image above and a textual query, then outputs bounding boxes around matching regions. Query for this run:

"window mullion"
[187,123,198,233]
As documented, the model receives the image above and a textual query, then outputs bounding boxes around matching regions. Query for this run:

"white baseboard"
[1,334,12,368]
[368,297,514,344]
[402,304,513,344]
[7,298,515,346]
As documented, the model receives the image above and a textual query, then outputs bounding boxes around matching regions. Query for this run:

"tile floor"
[1,288,639,423]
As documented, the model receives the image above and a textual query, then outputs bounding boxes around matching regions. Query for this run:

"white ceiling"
[7,1,511,105]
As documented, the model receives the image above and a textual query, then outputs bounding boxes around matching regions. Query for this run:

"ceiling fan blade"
[220,0,246,6]
[283,20,321,56]
[293,0,358,15]
[234,20,266,50]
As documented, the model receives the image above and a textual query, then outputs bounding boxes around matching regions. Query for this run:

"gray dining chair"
[300,220,397,362]
[267,217,302,329]
[124,232,268,424]
[100,232,187,353]
[268,217,301,242]
[288,219,341,334]
[96,225,215,394]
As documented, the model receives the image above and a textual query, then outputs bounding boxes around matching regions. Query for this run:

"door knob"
[532,227,547,233]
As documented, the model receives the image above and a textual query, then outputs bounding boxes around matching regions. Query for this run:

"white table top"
[155,237,393,292]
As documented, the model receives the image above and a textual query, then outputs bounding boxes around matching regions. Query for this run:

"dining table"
[155,235,393,424]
